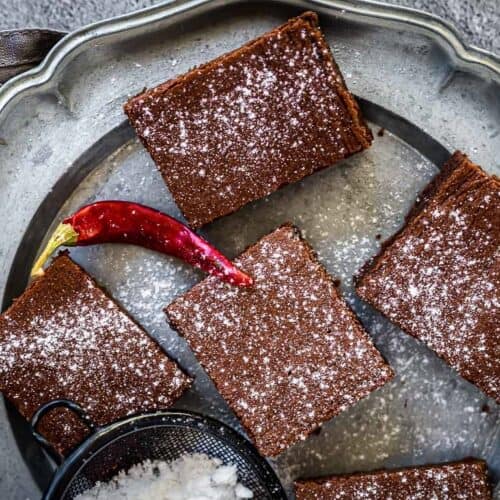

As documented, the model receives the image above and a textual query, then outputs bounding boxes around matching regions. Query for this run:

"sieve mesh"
[41,412,285,499]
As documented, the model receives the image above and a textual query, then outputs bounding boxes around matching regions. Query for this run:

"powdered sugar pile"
[75,453,253,500]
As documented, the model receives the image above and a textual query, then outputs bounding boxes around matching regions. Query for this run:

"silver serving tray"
[0,1,498,498]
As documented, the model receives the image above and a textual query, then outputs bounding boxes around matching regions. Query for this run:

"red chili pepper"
[31,201,253,287]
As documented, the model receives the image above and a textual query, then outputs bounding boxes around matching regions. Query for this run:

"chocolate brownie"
[356,151,499,402]
[166,224,393,456]
[125,11,372,228]
[0,254,191,454]
[295,459,492,499]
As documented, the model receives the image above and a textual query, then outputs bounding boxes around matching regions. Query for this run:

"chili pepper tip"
[31,223,79,278]
[236,272,254,287]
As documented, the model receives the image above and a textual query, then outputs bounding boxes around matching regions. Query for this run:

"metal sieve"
[31,400,286,499]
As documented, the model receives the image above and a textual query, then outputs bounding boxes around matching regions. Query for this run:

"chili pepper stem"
[31,223,79,278]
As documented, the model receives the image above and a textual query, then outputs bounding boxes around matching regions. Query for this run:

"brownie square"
[0,254,191,454]
[356,151,499,402]
[295,459,492,499]
[166,224,393,456]
[125,11,372,228]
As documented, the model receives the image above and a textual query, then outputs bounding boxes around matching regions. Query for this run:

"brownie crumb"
[311,426,323,436]
[377,128,385,137]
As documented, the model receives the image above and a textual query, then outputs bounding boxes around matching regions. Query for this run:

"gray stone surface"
[388,0,499,53]
[0,0,498,53]
[0,1,497,500]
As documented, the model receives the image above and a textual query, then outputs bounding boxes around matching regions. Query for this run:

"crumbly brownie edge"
[302,15,373,150]
[288,224,394,379]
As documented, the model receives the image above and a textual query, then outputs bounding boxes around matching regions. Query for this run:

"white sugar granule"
[75,453,253,500]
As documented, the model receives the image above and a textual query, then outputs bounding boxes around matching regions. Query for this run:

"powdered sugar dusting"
[357,155,499,401]
[167,225,393,456]
[0,255,190,453]
[23,116,499,490]
[126,13,369,227]
[295,460,491,499]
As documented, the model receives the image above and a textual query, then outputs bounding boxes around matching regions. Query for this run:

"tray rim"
[0,0,499,118]
[0,0,499,496]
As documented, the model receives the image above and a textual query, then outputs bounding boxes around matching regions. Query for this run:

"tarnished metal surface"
[0,1,498,498]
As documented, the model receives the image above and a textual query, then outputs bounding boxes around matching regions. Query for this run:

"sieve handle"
[30,399,97,465]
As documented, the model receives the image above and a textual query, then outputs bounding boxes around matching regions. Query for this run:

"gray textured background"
[0,0,498,53]
[0,1,498,499]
